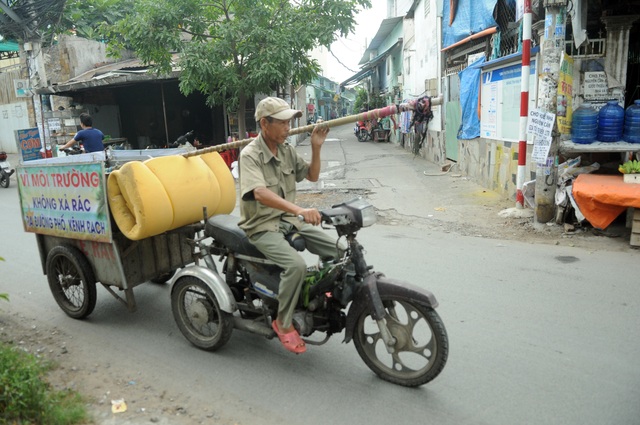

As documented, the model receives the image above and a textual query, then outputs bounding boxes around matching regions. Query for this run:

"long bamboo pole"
[183,96,443,158]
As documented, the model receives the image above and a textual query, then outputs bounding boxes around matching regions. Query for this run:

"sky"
[324,1,387,84]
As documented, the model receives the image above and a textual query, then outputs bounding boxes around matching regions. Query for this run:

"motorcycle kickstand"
[376,318,397,354]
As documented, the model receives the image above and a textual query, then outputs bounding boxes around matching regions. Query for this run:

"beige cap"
[255,97,302,122]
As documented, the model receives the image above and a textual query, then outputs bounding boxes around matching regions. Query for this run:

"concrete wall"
[0,65,33,153]
[45,35,132,84]
[458,138,535,198]
[398,130,535,201]
[412,0,442,131]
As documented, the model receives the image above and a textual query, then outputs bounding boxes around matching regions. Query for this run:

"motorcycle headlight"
[344,198,376,227]
[359,204,377,227]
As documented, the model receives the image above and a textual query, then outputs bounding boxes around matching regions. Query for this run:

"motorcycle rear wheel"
[171,276,233,351]
[353,297,448,387]
[0,174,9,188]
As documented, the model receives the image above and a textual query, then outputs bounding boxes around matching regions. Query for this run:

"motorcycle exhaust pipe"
[233,316,275,338]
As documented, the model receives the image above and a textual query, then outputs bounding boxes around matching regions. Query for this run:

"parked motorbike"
[0,151,14,188]
[354,119,379,143]
[170,198,448,387]
[60,146,84,156]
[168,130,194,148]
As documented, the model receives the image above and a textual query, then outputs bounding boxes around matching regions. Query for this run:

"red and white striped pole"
[516,0,532,208]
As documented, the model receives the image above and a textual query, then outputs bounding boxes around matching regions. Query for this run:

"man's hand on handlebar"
[297,208,322,226]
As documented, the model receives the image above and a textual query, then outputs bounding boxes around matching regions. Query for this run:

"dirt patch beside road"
[296,186,636,253]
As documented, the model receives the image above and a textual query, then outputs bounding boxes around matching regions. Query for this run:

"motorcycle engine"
[292,311,315,337]
[292,301,346,337]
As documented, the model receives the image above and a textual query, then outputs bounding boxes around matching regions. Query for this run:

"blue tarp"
[457,56,485,140]
[442,0,499,49]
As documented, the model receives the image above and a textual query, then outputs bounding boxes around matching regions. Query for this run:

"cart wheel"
[150,270,176,284]
[46,245,97,319]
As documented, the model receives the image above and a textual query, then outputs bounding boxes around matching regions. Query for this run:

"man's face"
[261,117,291,144]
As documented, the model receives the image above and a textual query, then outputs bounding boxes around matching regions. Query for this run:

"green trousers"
[249,220,342,329]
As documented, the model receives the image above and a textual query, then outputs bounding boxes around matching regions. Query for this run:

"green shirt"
[238,133,309,237]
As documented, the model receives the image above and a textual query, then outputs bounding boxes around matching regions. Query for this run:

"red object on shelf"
[572,174,640,229]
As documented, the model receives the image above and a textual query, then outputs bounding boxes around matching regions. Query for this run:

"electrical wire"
[328,47,359,76]
[0,0,66,40]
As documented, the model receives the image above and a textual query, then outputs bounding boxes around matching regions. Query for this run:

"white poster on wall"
[528,108,556,164]
[584,71,608,100]
[480,60,538,142]
[0,102,30,154]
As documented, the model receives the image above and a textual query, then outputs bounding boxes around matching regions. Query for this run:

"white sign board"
[584,71,608,100]
[527,108,556,164]
[46,118,62,133]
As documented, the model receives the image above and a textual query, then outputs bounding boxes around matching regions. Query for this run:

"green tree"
[49,0,133,42]
[353,86,385,113]
[103,0,370,138]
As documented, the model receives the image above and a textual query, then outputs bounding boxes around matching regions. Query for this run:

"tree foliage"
[49,0,134,42]
[353,86,385,112]
[101,0,370,137]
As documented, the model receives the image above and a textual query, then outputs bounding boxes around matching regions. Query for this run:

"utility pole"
[534,0,567,223]
[516,0,532,209]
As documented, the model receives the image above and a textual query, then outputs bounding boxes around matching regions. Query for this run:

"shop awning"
[36,55,181,95]
[0,39,19,59]
[340,67,374,88]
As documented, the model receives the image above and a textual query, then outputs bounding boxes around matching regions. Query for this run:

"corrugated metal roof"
[36,54,181,95]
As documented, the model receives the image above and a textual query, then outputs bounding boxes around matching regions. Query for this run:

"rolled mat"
[107,152,236,240]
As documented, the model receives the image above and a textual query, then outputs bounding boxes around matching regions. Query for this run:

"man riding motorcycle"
[238,97,343,354]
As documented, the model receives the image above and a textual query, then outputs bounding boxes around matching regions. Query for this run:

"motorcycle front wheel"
[357,130,369,143]
[353,297,448,387]
[0,173,9,188]
[171,276,233,351]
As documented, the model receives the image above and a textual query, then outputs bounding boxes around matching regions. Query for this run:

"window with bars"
[494,0,519,58]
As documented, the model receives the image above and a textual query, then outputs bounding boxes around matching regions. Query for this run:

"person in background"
[238,97,342,354]
[61,113,104,153]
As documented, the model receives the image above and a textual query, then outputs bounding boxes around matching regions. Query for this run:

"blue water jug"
[571,104,598,144]
[597,100,624,142]
[623,99,640,143]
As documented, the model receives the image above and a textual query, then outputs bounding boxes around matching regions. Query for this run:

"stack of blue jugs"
[597,100,625,142]
[623,99,640,143]
[571,103,598,144]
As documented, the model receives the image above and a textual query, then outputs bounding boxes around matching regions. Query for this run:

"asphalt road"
[1,128,639,425]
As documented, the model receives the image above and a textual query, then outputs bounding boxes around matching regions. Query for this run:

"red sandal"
[272,320,306,354]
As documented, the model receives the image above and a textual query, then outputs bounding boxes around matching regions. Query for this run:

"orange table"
[572,174,640,229]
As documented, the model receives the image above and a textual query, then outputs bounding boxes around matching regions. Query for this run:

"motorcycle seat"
[205,215,266,258]
[205,215,307,258]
